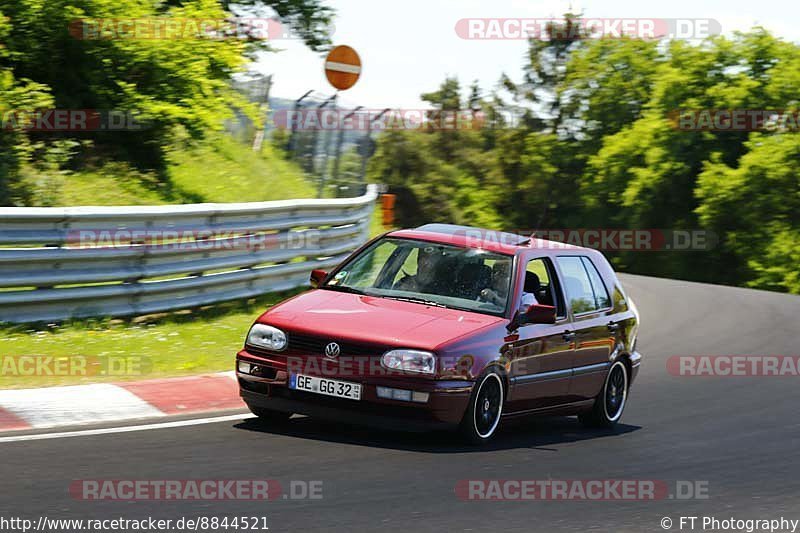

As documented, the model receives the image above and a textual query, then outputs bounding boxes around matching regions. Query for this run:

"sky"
[254,0,800,110]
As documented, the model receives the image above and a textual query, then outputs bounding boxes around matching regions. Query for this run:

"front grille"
[287,332,391,357]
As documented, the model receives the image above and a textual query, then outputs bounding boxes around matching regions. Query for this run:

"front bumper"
[236,351,473,432]
[629,350,642,384]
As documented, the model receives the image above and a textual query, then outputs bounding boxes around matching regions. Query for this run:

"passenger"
[480,264,539,311]
[519,271,541,313]
[479,261,512,307]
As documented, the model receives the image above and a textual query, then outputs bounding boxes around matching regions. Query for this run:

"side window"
[555,256,597,314]
[526,259,549,285]
[581,257,611,310]
[525,257,565,317]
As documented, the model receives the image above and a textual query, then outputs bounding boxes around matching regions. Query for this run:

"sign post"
[316,45,362,197]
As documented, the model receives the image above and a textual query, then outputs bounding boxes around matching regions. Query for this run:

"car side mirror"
[522,304,557,325]
[309,269,328,288]
[507,304,557,331]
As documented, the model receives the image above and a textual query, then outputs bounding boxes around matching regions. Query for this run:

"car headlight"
[246,323,287,351]
[381,349,436,375]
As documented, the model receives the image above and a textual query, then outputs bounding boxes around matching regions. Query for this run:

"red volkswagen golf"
[236,224,641,444]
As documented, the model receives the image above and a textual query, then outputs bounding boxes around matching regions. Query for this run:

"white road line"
[0,413,250,443]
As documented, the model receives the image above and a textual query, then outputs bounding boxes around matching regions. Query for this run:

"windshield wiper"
[382,295,448,308]
[321,284,367,295]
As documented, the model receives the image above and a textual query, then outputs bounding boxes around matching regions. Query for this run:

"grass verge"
[21,135,315,206]
[0,206,387,390]
[0,289,303,390]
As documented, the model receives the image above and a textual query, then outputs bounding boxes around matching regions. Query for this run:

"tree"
[0,0,333,202]
[369,26,800,293]
[697,134,800,292]
[0,10,54,204]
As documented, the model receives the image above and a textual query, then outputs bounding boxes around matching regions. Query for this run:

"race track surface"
[2,274,799,532]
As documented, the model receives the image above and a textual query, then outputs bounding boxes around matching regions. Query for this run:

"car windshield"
[322,237,514,316]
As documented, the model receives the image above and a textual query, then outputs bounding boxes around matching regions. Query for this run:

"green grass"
[166,137,315,203]
[2,136,385,389]
[21,162,170,207]
[0,207,386,389]
[21,135,315,206]
[0,289,303,389]
[56,164,169,206]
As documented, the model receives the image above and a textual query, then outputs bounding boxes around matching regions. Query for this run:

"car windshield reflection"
[322,238,513,316]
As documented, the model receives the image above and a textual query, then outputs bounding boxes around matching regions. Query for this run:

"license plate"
[289,374,362,401]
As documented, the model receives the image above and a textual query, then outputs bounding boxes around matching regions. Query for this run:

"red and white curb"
[0,372,244,432]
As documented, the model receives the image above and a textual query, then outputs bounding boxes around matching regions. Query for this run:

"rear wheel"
[247,405,293,423]
[579,360,628,428]
[460,370,504,445]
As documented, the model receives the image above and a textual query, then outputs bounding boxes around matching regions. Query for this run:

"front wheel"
[579,360,628,428]
[460,370,505,445]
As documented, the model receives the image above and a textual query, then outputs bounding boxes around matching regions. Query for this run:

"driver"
[394,246,441,292]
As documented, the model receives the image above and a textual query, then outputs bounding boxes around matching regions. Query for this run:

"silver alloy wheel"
[603,361,628,423]
[473,373,504,439]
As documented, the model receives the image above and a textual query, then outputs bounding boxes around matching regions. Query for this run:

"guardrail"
[0,185,378,323]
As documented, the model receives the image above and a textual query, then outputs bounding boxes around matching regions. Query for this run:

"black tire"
[460,369,505,445]
[579,360,628,428]
[247,405,293,423]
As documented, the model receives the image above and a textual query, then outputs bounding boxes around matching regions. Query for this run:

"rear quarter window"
[580,257,611,310]
[556,256,612,314]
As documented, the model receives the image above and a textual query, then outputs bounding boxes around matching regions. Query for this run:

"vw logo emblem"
[324,342,341,359]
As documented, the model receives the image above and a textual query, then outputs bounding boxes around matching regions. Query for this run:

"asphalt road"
[3,273,800,532]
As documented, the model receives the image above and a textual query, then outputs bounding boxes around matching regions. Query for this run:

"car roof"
[387,224,582,256]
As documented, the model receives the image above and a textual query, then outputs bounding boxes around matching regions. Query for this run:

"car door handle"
[607,322,620,332]
[562,331,576,341]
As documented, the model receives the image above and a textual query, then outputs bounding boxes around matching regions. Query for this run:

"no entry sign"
[324,45,362,91]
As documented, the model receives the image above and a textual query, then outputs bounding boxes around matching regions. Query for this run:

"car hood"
[258,289,504,350]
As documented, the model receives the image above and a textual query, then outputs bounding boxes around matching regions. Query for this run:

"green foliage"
[19,134,315,206]
[368,20,800,294]
[0,8,54,204]
[368,108,502,229]
[0,0,332,204]
[0,287,305,389]
[0,0,267,171]
[166,135,315,202]
[697,134,800,292]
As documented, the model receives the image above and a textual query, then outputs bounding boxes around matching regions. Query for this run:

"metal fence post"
[287,90,314,155]
[360,108,390,186]
[315,94,337,198]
